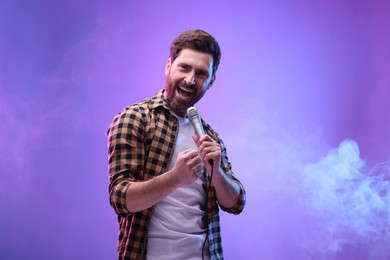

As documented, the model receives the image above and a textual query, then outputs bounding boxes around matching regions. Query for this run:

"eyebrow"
[177,62,211,78]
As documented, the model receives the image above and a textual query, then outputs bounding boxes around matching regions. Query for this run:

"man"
[107,29,246,260]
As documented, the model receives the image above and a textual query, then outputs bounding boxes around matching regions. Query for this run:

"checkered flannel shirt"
[108,89,246,260]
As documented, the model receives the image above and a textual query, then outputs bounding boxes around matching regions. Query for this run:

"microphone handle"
[187,107,214,167]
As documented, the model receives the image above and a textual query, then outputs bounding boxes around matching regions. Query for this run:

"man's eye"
[197,72,208,78]
[179,64,189,70]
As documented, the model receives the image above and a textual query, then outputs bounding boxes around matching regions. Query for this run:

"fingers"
[191,159,204,177]
[180,149,197,156]
[179,149,203,172]
[198,141,219,160]
[192,134,214,147]
[174,149,204,186]
[181,149,201,162]
[188,151,203,176]
[192,134,200,146]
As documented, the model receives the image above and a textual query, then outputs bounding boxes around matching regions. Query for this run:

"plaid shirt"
[107,89,246,260]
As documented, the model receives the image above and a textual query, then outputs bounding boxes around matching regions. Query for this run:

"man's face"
[165,48,215,117]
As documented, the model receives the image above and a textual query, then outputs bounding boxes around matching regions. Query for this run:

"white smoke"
[221,104,390,259]
[295,139,389,258]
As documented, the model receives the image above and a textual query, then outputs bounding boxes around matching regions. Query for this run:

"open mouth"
[177,86,194,98]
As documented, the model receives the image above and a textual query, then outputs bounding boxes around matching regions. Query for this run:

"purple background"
[1,1,390,259]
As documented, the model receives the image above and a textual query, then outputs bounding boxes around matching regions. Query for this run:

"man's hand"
[171,149,204,187]
[193,134,241,209]
[192,134,221,174]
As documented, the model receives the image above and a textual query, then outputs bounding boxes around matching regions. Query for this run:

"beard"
[164,73,209,117]
[165,79,195,117]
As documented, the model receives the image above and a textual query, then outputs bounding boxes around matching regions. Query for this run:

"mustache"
[178,80,195,88]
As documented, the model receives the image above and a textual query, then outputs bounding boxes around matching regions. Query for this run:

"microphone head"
[187,106,206,138]
[187,106,198,119]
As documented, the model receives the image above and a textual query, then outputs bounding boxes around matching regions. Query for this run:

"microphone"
[187,106,205,138]
[187,106,213,167]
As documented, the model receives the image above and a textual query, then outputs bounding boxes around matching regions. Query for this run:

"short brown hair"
[170,29,221,76]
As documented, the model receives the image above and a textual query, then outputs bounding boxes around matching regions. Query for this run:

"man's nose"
[184,73,195,86]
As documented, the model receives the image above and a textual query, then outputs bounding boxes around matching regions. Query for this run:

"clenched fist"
[171,149,204,187]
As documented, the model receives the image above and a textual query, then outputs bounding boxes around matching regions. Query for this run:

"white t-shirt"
[147,116,209,260]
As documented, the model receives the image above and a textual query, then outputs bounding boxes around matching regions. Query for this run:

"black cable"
[202,161,214,260]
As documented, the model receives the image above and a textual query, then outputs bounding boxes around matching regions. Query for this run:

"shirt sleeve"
[204,124,246,215]
[107,107,146,217]
[218,137,246,214]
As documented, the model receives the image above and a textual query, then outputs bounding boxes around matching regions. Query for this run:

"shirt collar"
[150,89,169,110]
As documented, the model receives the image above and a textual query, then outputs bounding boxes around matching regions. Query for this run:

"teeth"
[181,87,192,92]
[178,87,193,94]
[177,87,193,97]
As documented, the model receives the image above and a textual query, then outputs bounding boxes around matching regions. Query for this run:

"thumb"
[192,134,200,147]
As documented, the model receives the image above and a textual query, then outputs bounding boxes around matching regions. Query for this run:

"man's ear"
[165,57,172,77]
[208,74,216,90]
